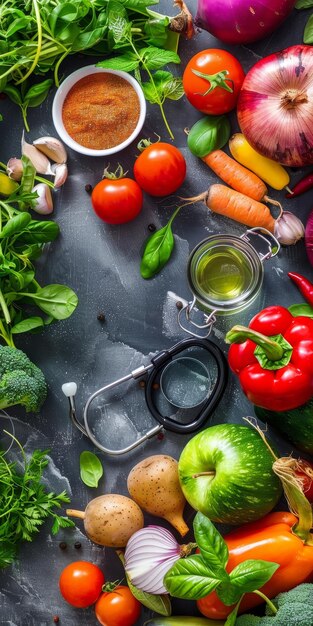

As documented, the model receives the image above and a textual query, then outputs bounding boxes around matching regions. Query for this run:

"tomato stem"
[191,68,234,94]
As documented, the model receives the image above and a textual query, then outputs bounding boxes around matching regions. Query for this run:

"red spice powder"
[62,73,141,150]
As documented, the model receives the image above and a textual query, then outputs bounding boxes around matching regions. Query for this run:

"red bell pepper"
[226,305,313,411]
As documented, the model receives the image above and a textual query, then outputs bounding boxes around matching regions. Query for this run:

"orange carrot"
[203,150,268,201]
[205,184,276,232]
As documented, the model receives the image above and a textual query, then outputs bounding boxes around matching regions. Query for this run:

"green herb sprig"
[0,436,74,568]
[164,512,279,626]
[0,157,78,347]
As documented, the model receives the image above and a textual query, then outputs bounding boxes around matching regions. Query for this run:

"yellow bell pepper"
[229,133,290,191]
[0,172,19,197]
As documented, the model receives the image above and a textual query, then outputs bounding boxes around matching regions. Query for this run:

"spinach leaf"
[0,213,31,240]
[20,285,78,320]
[140,223,175,279]
[80,451,104,488]
[11,317,44,334]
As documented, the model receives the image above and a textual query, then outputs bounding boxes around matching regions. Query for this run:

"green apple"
[178,423,282,524]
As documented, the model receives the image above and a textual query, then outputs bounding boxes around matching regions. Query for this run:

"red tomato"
[91,178,143,224]
[133,142,186,197]
[95,585,141,626]
[59,561,105,608]
[183,49,245,115]
[295,459,313,502]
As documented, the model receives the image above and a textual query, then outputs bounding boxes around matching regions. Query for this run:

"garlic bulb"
[274,211,305,246]
[32,183,53,214]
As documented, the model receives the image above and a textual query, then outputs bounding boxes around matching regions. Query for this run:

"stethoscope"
[62,337,228,455]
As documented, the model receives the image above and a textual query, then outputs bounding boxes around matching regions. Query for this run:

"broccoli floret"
[236,584,313,626]
[0,346,47,413]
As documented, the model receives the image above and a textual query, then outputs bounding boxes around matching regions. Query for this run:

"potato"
[66,494,144,547]
[127,455,189,536]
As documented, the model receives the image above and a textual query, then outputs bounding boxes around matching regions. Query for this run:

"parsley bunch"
[0,439,74,568]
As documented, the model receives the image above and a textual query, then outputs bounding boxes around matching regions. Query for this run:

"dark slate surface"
[1,2,313,624]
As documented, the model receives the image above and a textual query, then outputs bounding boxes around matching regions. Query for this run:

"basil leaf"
[217,581,244,606]
[194,512,229,572]
[22,284,78,319]
[164,555,222,600]
[71,27,107,52]
[98,54,139,72]
[141,46,180,70]
[20,156,36,198]
[3,85,22,106]
[140,223,174,279]
[289,303,313,317]
[229,559,279,592]
[224,598,244,626]
[0,213,31,239]
[23,79,53,107]
[16,220,60,243]
[304,15,313,43]
[117,551,172,616]
[296,0,313,8]
[187,115,231,158]
[80,451,103,488]
[11,316,44,334]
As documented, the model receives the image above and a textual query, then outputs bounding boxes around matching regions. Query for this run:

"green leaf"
[217,581,244,606]
[80,451,104,488]
[16,220,60,244]
[296,0,313,8]
[142,70,183,103]
[229,560,279,593]
[304,14,313,43]
[140,223,174,279]
[117,551,172,615]
[224,598,244,626]
[71,26,107,52]
[23,79,53,107]
[193,513,229,573]
[289,303,313,317]
[6,16,33,38]
[144,16,170,47]
[20,156,36,198]
[141,46,180,70]
[187,115,231,158]
[11,316,44,334]
[21,284,78,320]
[97,54,139,72]
[0,212,31,239]
[164,554,222,600]
[108,2,130,43]
[3,85,22,106]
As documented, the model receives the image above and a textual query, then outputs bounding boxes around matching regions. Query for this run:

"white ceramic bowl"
[52,65,146,157]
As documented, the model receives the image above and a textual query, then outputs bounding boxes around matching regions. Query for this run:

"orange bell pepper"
[197,511,313,620]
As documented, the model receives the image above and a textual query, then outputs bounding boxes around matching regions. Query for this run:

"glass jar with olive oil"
[179,229,280,336]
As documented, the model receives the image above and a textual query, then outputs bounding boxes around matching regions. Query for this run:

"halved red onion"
[237,45,313,167]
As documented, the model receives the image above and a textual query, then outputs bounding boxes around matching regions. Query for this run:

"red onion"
[195,0,296,45]
[237,45,313,167]
[124,525,195,595]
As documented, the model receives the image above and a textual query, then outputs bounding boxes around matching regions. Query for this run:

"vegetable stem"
[0,289,11,326]
[16,0,43,85]
[225,325,284,360]
[65,509,86,520]
[253,590,278,615]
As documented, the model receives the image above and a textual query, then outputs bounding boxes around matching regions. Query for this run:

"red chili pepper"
[288,271,313,307]
[226,305,313,411]
[285,171,313,198]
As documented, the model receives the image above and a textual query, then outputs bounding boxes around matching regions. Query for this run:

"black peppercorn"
[85,183,93,193]
[148,223,156,232]
[59,541,67,550]
[74,541,82,549]
[175,300,183,310]
[97,313,105,322]
[139,379,146,389]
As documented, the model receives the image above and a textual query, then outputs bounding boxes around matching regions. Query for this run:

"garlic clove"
[274,211,305,245]
[7,157,23,181]
[32,183,54,214]
[33,136,67,164]
[51,162,68,188]
[22,131,54,175]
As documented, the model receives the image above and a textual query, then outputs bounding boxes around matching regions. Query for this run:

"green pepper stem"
[225,325,284,360]
[253,590,278,615]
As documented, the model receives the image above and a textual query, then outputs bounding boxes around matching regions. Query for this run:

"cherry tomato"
[91,178,143,224]
[133,142,186,197]
[95,585,141,626]
[183,49,245,115]
[295,459,313,502]
[59,561,105,608]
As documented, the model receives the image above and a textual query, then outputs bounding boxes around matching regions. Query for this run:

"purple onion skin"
[195,0,296,45]
[238,45,313,167]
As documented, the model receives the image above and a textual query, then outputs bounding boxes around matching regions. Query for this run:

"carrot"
[205,184,276,232]
[203,150,268,201]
